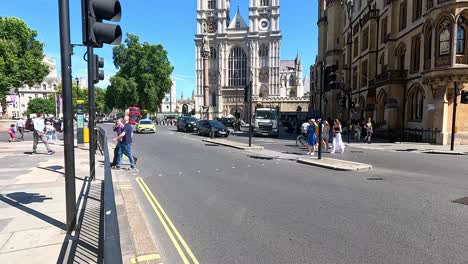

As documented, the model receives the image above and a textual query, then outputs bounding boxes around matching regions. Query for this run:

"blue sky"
[1,0,317,100]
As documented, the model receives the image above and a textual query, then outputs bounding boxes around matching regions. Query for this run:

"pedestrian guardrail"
[373,128,440,144]
[97,127,123,264]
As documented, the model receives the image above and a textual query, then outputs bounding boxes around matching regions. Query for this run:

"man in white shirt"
[32,113,54,155]
[16,117,25,141]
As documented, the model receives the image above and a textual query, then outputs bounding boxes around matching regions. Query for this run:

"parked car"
[215,117,235,133]
[25,118,34,131]
[197,120,230,137]
[136,119,156,134]
[177,116,198,132]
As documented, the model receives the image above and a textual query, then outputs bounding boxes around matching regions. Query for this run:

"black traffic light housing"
[244,85,251,103]
[461,90,468,104]
[82,0,122,47]
[324,65,338,91]
[93,55,105,84]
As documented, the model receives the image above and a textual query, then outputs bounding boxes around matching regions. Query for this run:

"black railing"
[373,128,440,144]
[97,127,123,264]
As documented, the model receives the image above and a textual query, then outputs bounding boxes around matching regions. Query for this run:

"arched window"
[260,0,269,6]
[438,18,451,56]
[259,85,269,98]
[259,44,269,68]
[424,23,433,70]
[208,0,216,10]
[377,90,387,123]
[289,75,295,86]
[228,47,247,87]
[210,46,217,61]
[42,84,47,90]
[457,16,466,54]
[379,53,385,74]
[408,86,425,121]
[396,43,406,70]
[211,92,217,107]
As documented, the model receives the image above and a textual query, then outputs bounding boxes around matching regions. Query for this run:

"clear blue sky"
[1,0,317,100]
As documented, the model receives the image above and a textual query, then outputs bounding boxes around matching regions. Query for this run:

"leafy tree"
[0,17,49,117]
[95,87,110,114]
[56,83,89,112]
[25,98,55,116]
[106,34,174,112]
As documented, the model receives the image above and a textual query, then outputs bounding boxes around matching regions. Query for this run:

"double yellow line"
[136,177,199,264]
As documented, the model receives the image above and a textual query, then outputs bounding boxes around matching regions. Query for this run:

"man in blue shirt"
[32,113,54,155]
[113,116,136,170]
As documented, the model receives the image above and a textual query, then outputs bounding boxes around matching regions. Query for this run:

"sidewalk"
[0,139,102,263]
[347,141,468,154]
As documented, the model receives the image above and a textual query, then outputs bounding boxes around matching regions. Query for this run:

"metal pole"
[450,82,458,151]
[87,47,96,180]
[248,81,252,147]
[318,62,324,160]
[58,0,76,231]
[348,92,351,144]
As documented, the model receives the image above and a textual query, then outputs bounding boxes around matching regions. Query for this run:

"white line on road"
[0,168,33,173]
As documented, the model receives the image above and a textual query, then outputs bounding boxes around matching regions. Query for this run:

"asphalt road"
[102,124,468,264]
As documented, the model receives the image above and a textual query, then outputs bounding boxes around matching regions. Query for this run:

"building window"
[457,16,466,54]
[427,0,433,10]
[411,35,421,73]
[397,43,407,70]
[399,1,407,31]
[379,53,385,74]
[289,75,295,86]
[439,28,450,56]
[42,84,47,90]
[210,46,217,60]
[413,0,422,22]
[361,60,368,87]
[228,46,247,87]
[381,17,388,43]
[353,37,359,58]
[352,66,358,90]
[208,0,216,9]
[424,23,433,69]
[212,92,217,107]
[362,27,369,51]
[408,86,425,121]
[260,0,269,6]
[259,44,269,68]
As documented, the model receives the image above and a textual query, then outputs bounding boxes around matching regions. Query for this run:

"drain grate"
[452,197,468,206]
[366,177,383,181]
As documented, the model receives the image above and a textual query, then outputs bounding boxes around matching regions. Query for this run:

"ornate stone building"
[160,78,177,113]
[195,0,309,119]
[314,0,468,144]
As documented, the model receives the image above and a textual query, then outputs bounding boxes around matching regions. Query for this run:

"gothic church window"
[228,47,247,87]
[379,53,385,74]
[399,1,407,31]
[424,23,433,70]
[457,16,466,54]
[259,44,269,68]
[410,35,421,73]
[210,46,217,60]
[396,42,406,70]
[439,28,450,55]
[408,86,424,121]
[260,0,269,6]
[289,75,295,86]
[208,0,216,9]
[413,0,422,21]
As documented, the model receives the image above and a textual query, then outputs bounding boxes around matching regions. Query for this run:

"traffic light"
[82,0,122,47]
[324,65,337,91]
[244,85,250,103]
[461,90,468,104]
[93,55,104,84]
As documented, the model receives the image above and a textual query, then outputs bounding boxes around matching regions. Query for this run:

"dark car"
[25,118,34,131]
[197,120,230,137]
[177,116,198,132]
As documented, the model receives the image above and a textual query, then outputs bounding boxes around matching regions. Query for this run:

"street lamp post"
[75,77,80,99]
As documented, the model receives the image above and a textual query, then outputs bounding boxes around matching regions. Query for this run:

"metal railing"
[97,127,123,264]
[373,128,440,144]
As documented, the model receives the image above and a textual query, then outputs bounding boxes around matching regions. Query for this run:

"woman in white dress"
[331,119,345,154]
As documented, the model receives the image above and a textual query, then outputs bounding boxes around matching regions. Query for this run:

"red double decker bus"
[127,106,141,125]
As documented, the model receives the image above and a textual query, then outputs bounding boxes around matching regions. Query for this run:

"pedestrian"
[32,113,55,155]
[16,117,25,141]
[113,116,137,170]
[364,117,373,144]
[8,124,16,142]
[45,121,56,141]
[354,121,362,142]
[305,119,317,155]
[330,119,345,154]
[111,118,124,167]
[322,120,330,151]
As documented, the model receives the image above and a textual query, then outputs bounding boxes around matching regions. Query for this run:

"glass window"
[439,29,450,55]
[457,17,466,54]
[381,17,388,44]
[260,0,269,5]
[409,87,424,121]
[228,47,248,87]
[362,27,369,51]
[361,60,368,87]
[399,1,407,31]
[139,120,153,125]
[353,37,359,58]
[259,44,269,68]
[210,46,217,60]
[411,36,421,73]
[208,0,216,9]
[413,0,422,21]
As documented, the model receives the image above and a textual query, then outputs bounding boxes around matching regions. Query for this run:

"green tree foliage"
[25,98,55,116]
[106,34,174,112]
[0,17,49,116]
[95,87,109,114]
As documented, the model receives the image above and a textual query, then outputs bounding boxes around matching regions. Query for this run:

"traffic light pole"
[248,81,253,147]
[58,0,77,231]
[318,62,324,160]
[450,81,458,151]
[87,46,96,180]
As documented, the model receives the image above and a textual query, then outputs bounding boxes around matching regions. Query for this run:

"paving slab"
[0,227,64,253]
[423,150,467,155]
[202,138,264,150]
[297,156,372,171]
[0,243,62,264]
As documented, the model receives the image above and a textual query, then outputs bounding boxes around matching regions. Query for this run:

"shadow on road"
[0,193,66,230]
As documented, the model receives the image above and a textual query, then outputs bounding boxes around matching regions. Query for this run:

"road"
[102,124,468,264]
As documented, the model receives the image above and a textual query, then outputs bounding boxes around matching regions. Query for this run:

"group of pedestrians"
[111,116,137,170]
[7,118,25,142]
[303,118,346,156]
[352,118,374,144]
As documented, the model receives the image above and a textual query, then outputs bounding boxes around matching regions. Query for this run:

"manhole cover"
[366,177,383,181]
[452,196,468,206]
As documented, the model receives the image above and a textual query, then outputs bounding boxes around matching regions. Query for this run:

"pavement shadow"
[0,193,66,230]
[38,166,65,175]
[248,155,275,160]
[57,178,103,264]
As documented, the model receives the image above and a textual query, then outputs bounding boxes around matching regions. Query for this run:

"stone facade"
[3,56,59,118]
[160,78,177,113]
[313,0,468,144]
[195,0,309,120]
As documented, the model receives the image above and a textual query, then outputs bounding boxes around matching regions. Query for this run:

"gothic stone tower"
[195,0,282,119]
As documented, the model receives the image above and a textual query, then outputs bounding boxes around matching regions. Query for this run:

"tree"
[25,98,55,116]
[106,34,174,112]
[0,17,49,117]
[95,87,110,114]
[55,83,89,112]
